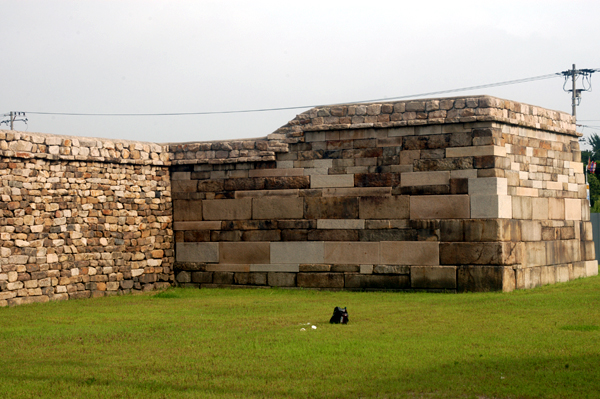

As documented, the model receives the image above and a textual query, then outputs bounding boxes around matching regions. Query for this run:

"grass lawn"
[1,277,600,399]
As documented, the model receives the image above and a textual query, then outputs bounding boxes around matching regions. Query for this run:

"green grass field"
[1,277,600,399]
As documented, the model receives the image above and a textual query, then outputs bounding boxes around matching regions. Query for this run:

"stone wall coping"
[274,95,577,138]
[2,95,578,167]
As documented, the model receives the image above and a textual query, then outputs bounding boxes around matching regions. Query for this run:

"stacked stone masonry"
[0,131,173,306]
[1,95,597,306]
[171,95,598,292]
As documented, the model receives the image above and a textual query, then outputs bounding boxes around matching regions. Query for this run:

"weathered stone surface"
[411,266,456,289]
[324,242,379,264]
[457,266,515,292]
[304,197,359,219]
[203,199,252,220]
[297,273,344,288]
[440,242,521,265]
[252,197,304,220]
[345,274,410,289]
[219,242,270,264]
[359,196,409,219]
[234,272,267,285]
[176,243,219,263]
[410,195,470,219]
[267,272,296,287]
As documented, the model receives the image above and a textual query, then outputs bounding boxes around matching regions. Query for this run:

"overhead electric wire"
[21,72,566,118]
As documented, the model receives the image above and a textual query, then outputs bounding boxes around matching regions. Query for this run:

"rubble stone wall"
[0,131,174,306]
[171,95,597,292]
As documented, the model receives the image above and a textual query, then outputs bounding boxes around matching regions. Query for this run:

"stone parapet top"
[0,130,170,165]
[275,95,577,137]
[2,95,578,166]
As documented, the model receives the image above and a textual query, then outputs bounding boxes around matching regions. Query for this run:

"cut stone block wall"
[0,131,174,306]
[1,94,596,305]
[171,95,598,292]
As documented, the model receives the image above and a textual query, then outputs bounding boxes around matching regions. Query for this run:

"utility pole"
[561,65,597,118]
[0,112,28,130]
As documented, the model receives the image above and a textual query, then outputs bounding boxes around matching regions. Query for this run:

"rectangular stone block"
[359,196,410,219]
[176,242,219,263]
[520,221,542,241]
[304,197,359,219]
[317,219,365,229]
[250,264,299,272]
[252,197,303,220]
[322,187,392,197]
[440,242,521,265]
[540,265,556,286]
[235,189,299,198]
[297,273,344,288]
[457,266,515,292]
[410,195,470,219]
[248,168,304,177]
[468,177,507,196]
[555,265,570,283]
[548,198,565,220]
[267,272,296,287]
[380,241,439,266]
[173,221,221,231]
[471,195,511,219]
[205,264,251,272]
[401,171,449,187]
[585,260,598,276]
[344,274,410,289]
[531,197,549,220]
[512,196,532,220]
[234,272,267,285]
[173,200,202,221]
[203,199,252,220]
[271,242,324,264]
[191,272,213,284]
[564,198,582,221]
[446,145,506,158]
[310,174,354,188]
[324,242,379,264]
[219,242,270,264]
[411,266,456,289]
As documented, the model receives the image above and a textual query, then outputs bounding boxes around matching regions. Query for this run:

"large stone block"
[468,177,507,196]
[310,174,354,188]
[268,272,296,287]
[511,196,532,220]
[304,197,359,219]
[564,199,582,221]
[401,171,450,187]
[250,264,299,272]
[345,274,410,289]
[203,199,252,221]
[380,241,439,265]
[440,242,521,265]
[176,242,219,263]
[523,241,546,267]
[271,242,324,264]
[548,198,565,220]
[359,196,409,219]
[252,197,304,220]
[173,221,221,231]
[446,145,506,158]
[457,266,515,292]
[173,200,202,221]
[585,260,599,276]
[219,242,270,264]
[316,219,365,229]
[411,266,456,289]
[410,195,470,219]
[471,195,511,219]
[234,272,267,285]
[324,242,379,264]
[297,273,344,288]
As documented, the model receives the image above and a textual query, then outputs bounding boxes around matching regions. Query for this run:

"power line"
[20,72,565,118]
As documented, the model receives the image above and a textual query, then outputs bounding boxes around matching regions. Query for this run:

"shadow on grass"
[1,352,599,398]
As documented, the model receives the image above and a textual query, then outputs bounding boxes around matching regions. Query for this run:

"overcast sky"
[2,1,600,145]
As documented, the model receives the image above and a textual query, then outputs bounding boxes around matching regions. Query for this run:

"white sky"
[2,1,600,145]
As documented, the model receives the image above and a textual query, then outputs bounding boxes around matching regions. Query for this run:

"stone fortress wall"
[170,95,598,292]
[0,95,597,306]
[0,132,174,306]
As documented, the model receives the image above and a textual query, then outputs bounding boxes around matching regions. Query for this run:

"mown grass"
[1,277,600,399]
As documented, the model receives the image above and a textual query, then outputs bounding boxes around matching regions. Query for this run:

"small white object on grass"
[300,328,306,331]
[311,325,317,330]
